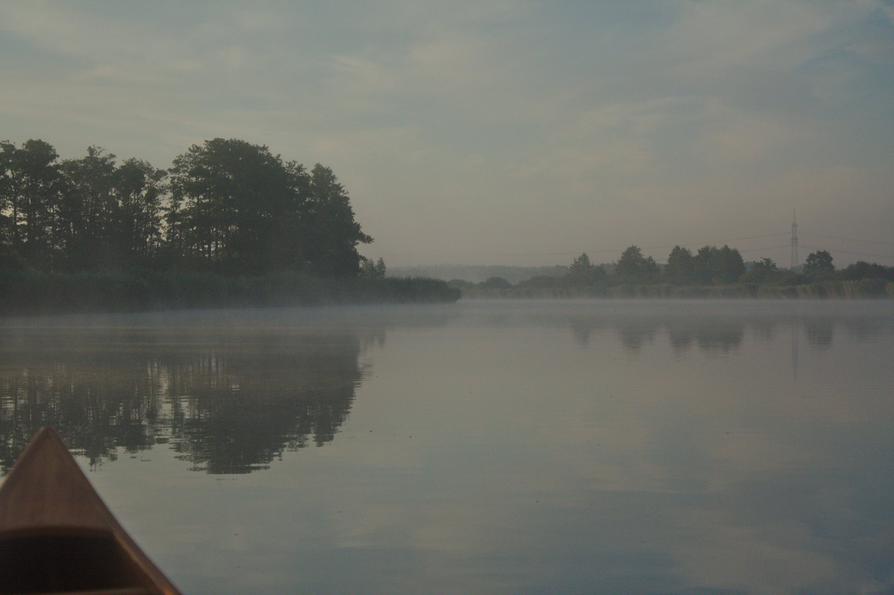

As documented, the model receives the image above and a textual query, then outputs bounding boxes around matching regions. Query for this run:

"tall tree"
[168,139,369,275]
[2,140,64,269]
[665,246,693,284]
[114,158,167,265]
[3,136,372,278]
[803,250,834,277]
[567,252,604,286]
[569,252,591,281]
[304,164,371,276]
[168,138,296,272]
[0,142,15,251]
[692,245,745,284]
[839,261,894,281]
[743,257,780,283]
[616,245,658,280]
[717,245,745,282]
[58,147,118,269]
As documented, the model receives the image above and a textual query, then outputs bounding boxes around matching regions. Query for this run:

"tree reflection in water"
[0,327,382,473]
[566,310,889,356]
[2,303,889,477]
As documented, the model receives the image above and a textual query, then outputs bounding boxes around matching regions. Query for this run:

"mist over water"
[3,3,893,593]
[1,300,893,593]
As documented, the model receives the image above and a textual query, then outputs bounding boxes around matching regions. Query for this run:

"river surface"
[1,300,893,594]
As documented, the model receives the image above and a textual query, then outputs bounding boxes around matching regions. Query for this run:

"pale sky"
[1,0,892,266]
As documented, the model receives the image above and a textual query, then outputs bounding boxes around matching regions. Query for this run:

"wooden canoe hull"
[0,427,180,595]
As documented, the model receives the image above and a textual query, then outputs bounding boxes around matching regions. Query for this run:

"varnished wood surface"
[0,428,180,595]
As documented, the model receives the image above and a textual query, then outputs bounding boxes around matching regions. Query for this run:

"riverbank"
[0,271,460,315]
[459,279,894,300]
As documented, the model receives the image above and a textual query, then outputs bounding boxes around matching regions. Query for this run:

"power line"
[803,233,894,247]
[641,233,789,252]
[738,244,792,253]
[487,230,893,261]
[799,244,894,260]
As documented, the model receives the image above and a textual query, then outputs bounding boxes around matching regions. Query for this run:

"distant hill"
[389,265,568,284]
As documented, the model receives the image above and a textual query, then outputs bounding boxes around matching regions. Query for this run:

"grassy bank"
[0,270,460,315]
[460,279,894,300]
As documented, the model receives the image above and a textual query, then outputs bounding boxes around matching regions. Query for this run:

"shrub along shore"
[0,271,460,315]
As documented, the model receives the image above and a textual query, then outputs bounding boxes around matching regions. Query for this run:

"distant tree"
[360,256,386,280]
[665,246,694,284]
[447,278,476,290]
[741,258,779,283]
[719,245,746,282]
[838,261,894,282]
[360,258,375,279]
[692,245,745,284]
[480,276,512,289]
[519,275,562,288]
[803,250,834,277]
[566,252,593,285]
[754,257,778,273]
[567,252,605,285]
[616,245,658,280]
[569,252,592,276]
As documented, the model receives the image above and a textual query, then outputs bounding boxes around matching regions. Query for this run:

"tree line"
[460,245,894,293]
[560,245,749,286]
[560,245,893,287]
[0,138,371,276]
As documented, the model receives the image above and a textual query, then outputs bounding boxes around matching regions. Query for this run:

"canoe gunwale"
[0,525,113,540]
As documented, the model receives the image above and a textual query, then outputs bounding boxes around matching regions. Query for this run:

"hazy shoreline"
[459,279,894,300]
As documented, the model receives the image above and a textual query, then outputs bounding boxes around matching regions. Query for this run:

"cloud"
[0,0,891,265]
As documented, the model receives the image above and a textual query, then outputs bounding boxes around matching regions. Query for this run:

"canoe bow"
[0,427,180,595]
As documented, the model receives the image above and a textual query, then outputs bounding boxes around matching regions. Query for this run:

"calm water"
[2,300,893,594]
